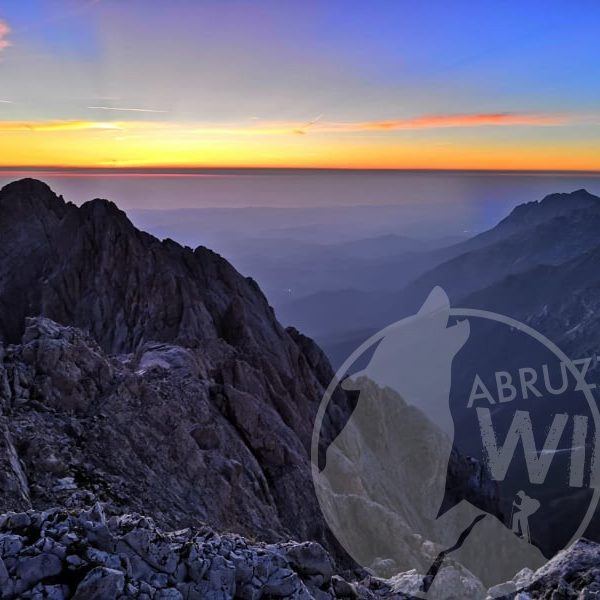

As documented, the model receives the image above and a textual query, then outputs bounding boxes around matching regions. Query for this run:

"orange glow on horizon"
[0,114,598,172]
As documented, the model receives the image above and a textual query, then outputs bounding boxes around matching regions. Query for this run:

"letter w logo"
[477,408,568,484]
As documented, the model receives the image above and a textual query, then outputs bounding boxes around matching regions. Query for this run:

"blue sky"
[0,0,598,169]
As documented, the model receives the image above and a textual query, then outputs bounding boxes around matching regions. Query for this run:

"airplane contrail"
[293,114,323,134]
[87,106,168,114]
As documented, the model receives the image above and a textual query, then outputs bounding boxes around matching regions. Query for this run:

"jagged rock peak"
[78,197,129,219]
[0,179,288,354]
[1,177,57,197]
[0,178,68,217]
[504,188,600,223]
[465,188,600,248]
[541,188,598,203]
[0,167,347,551]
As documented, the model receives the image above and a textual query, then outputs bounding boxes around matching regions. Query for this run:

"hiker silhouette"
[314,287,546,598]
[511,491,541,543]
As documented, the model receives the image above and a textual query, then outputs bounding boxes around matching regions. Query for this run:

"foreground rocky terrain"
[1,503,600,599]
[0,503,346,600]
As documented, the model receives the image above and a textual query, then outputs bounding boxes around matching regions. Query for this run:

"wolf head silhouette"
[342,286,469,438]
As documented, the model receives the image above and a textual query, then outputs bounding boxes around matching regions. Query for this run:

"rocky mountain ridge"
[0,178,351,553]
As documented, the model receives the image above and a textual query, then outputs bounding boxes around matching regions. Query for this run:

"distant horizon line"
[0,166,599,177]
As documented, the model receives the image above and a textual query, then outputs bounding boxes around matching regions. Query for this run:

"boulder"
[72,567,124,599]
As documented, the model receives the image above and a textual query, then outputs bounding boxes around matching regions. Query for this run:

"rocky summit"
[0,178,352,551]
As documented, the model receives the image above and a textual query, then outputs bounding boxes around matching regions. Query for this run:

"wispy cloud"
[192,112,576,136]
[0,111,584,137]
[0,120,123,131]
[88,106,168,114]
[0,100,14,104]
[294,112,572,134]
[0,20,11,53]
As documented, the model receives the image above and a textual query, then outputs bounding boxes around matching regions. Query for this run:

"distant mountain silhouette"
[281,189,600,365]
[395,196,600,315]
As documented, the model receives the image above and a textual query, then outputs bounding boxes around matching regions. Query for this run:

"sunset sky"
[0,0,599,170]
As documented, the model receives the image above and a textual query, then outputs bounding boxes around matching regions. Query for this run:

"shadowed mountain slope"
[301,189,600,366]
[0,178,351,551]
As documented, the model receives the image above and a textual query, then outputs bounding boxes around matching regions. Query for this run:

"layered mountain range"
[283,189,600,367]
